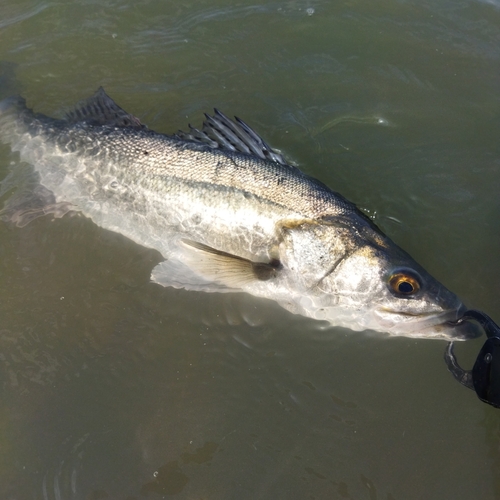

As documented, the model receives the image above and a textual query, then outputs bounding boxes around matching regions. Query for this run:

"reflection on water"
[0,0,499,499]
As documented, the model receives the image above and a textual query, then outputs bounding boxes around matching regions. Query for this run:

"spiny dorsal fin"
[175,109,295,168]
[65,87,146,129]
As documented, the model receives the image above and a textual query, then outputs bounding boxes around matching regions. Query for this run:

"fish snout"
[374,303,482,340]
[434,316,482,340]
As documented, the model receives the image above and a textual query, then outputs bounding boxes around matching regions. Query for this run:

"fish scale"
[58,124,356,219]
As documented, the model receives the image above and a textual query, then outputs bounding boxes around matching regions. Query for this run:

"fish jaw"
[371,304,482,340]
[280,293,481,340]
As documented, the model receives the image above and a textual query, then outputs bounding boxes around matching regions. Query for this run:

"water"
[0,1,499,499]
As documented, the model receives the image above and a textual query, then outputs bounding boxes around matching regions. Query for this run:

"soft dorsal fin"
[65,87,146,129]
[175,109,294,168]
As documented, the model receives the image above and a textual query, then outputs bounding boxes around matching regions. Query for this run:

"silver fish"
[0,88,479,339]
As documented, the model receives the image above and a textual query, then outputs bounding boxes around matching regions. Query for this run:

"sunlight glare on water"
[0,1,499,499]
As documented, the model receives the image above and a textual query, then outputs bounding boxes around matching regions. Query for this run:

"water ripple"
[0,1,49,30]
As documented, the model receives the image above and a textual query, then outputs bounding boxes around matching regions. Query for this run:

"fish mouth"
[419,316,482,340]
[376,305,482,340]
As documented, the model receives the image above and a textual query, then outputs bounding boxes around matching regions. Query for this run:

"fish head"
[280,218,480,340]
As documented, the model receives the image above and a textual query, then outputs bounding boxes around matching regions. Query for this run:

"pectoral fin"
[180,239,281,285]
[150,239,281,292]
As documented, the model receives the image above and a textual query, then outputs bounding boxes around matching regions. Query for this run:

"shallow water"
[0,1,499,499]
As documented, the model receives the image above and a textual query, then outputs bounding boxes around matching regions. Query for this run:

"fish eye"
[388,271,420,296]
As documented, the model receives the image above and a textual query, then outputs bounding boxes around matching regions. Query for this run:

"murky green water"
[0,1,499,499]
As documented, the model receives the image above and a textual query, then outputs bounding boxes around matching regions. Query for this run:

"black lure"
[444,310,500,408]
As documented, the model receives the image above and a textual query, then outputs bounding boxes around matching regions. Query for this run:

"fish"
[0,87,479,340]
